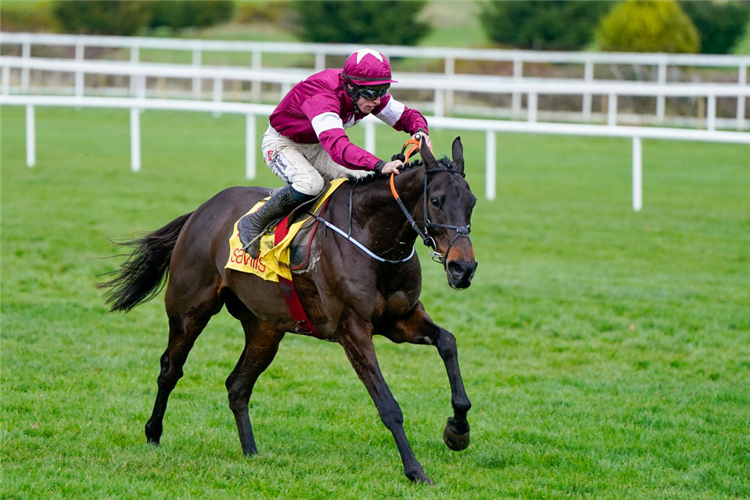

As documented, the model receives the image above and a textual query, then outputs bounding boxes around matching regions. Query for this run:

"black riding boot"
[238,185,311,258]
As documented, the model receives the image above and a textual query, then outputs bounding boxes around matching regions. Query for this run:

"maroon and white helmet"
[342,49,398,86]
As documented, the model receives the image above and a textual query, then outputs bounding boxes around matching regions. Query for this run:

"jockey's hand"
[380,160,403,176]
[413,131,433,151]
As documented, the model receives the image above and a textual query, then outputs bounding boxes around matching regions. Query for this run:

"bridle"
[389,138,471,266]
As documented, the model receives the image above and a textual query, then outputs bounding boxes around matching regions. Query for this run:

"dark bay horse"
[99,138,477,484]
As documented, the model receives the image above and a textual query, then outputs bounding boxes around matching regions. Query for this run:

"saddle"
[226,179,347,282]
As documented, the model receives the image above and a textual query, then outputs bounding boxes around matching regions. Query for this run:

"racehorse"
[99,138,477,484]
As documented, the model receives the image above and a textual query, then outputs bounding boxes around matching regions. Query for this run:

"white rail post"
[434,88,444,117]
[26,104,35,167]
[707,94,716,132]
[281,83,291,100]
[738,64,747,131]
[364,119,376,154]
[130,107,141,172]
[656,60,667,122]
[485,130,496,201]
[632,136,642,212]
[213,78,222,117]
[21,41,30,92]
[315,51,325,71]
[75,42,84,99]
[608,93,618,127]
[583,59,593,120]
[246,113,256,180]
[192,48,202,99]
[2,64,9,96]
[445,56,455,116]
[251,50,261,102]
[512,56,523,119]
[130,45,139,96]
[527,92,537,123]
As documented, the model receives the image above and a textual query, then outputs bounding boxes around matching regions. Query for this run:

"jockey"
[239,48,433,257]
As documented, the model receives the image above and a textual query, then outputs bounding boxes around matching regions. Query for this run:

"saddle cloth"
[225,178,347,282]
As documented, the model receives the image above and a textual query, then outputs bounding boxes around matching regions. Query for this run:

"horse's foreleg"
[338,311,433,484]
[226,320,284,456]
[145,296,220,445]
[381,302,472,452]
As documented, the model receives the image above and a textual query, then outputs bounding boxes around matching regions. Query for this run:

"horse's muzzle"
[447,260,477,289]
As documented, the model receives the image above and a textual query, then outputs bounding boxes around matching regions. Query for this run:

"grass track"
[2,106,749,499]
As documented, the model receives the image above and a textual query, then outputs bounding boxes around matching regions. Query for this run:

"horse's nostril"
[448,261,467,279]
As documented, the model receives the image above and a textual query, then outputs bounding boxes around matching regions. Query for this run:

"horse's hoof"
[145,421,162,444]
[406,468,434,485]
[443,418,470,451]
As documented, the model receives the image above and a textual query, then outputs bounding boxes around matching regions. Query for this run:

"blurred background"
[2,0,749,54]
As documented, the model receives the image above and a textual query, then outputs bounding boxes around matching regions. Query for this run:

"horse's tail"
[98,212,194,312]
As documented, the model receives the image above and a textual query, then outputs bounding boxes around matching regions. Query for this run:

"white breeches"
[261,125,373,196]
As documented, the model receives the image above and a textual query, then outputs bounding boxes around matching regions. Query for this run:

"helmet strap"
[343,79,363,113]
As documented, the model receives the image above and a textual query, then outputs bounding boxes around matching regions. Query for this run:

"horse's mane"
[349,156,454,189]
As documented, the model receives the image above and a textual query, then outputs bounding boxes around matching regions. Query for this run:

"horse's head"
[419,137,478,289]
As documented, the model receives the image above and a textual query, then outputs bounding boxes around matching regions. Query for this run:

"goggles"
[357,84,389,100]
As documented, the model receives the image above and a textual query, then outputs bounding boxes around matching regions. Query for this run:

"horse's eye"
[430,197,442,209]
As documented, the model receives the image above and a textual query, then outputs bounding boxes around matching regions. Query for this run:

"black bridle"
[389,160,471,266]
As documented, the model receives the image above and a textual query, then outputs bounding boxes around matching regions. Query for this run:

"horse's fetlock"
[453,398,472,414]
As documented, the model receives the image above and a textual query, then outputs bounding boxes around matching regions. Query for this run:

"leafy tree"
[290,1,430,46]
[679,1,750,54]
[147,1,234,32]
[479,1,612,51]
[596,0,700,53]
[52,1,151,36]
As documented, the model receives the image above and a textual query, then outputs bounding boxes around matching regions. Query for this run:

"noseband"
[389,149,471,266]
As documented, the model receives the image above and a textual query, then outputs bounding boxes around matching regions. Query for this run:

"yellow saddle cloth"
[226,179,346,282]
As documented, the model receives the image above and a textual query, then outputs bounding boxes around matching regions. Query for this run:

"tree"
[679,1,750,54]
[147,1,234,33]
[596,0,700,53]
[291,1,430,46]
[479,1,612,51]
[52,1,151,36]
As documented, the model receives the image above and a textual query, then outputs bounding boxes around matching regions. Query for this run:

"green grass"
[2,106,750,499]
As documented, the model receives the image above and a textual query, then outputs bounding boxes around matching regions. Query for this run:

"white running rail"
[2,32,748,128]
[3,94,748,211]
[2,56,749,131]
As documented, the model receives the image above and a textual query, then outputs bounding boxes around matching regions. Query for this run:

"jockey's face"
[356,94,381,114]
[346,83,383,114]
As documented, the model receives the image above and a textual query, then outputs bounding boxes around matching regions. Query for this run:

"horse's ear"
[420,139,437,167]
[452,136,464,173]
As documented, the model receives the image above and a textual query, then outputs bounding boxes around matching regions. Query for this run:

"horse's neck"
[350,168,425,254]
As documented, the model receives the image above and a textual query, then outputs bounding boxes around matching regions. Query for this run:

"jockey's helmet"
[342,49,397,87]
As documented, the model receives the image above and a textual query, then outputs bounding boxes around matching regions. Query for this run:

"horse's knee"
[435,330,457,360]
[227,386,251,413]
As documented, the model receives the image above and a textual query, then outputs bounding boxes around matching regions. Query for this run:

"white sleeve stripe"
[311,112,345,137]
[376,98,405,127]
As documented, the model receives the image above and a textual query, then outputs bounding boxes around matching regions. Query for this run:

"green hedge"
[679,0,750,54]
[596,0,699,54]
[480,1,612,51]
[291,1,430,46]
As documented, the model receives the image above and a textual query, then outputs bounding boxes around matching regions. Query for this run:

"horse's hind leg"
[225,318,285,456]
[144,287,222,445]
[379,302,472,452]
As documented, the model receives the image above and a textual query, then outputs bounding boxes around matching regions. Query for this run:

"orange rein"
[389,137,422,199]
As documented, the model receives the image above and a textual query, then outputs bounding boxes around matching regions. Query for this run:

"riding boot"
[238,184,312,258]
